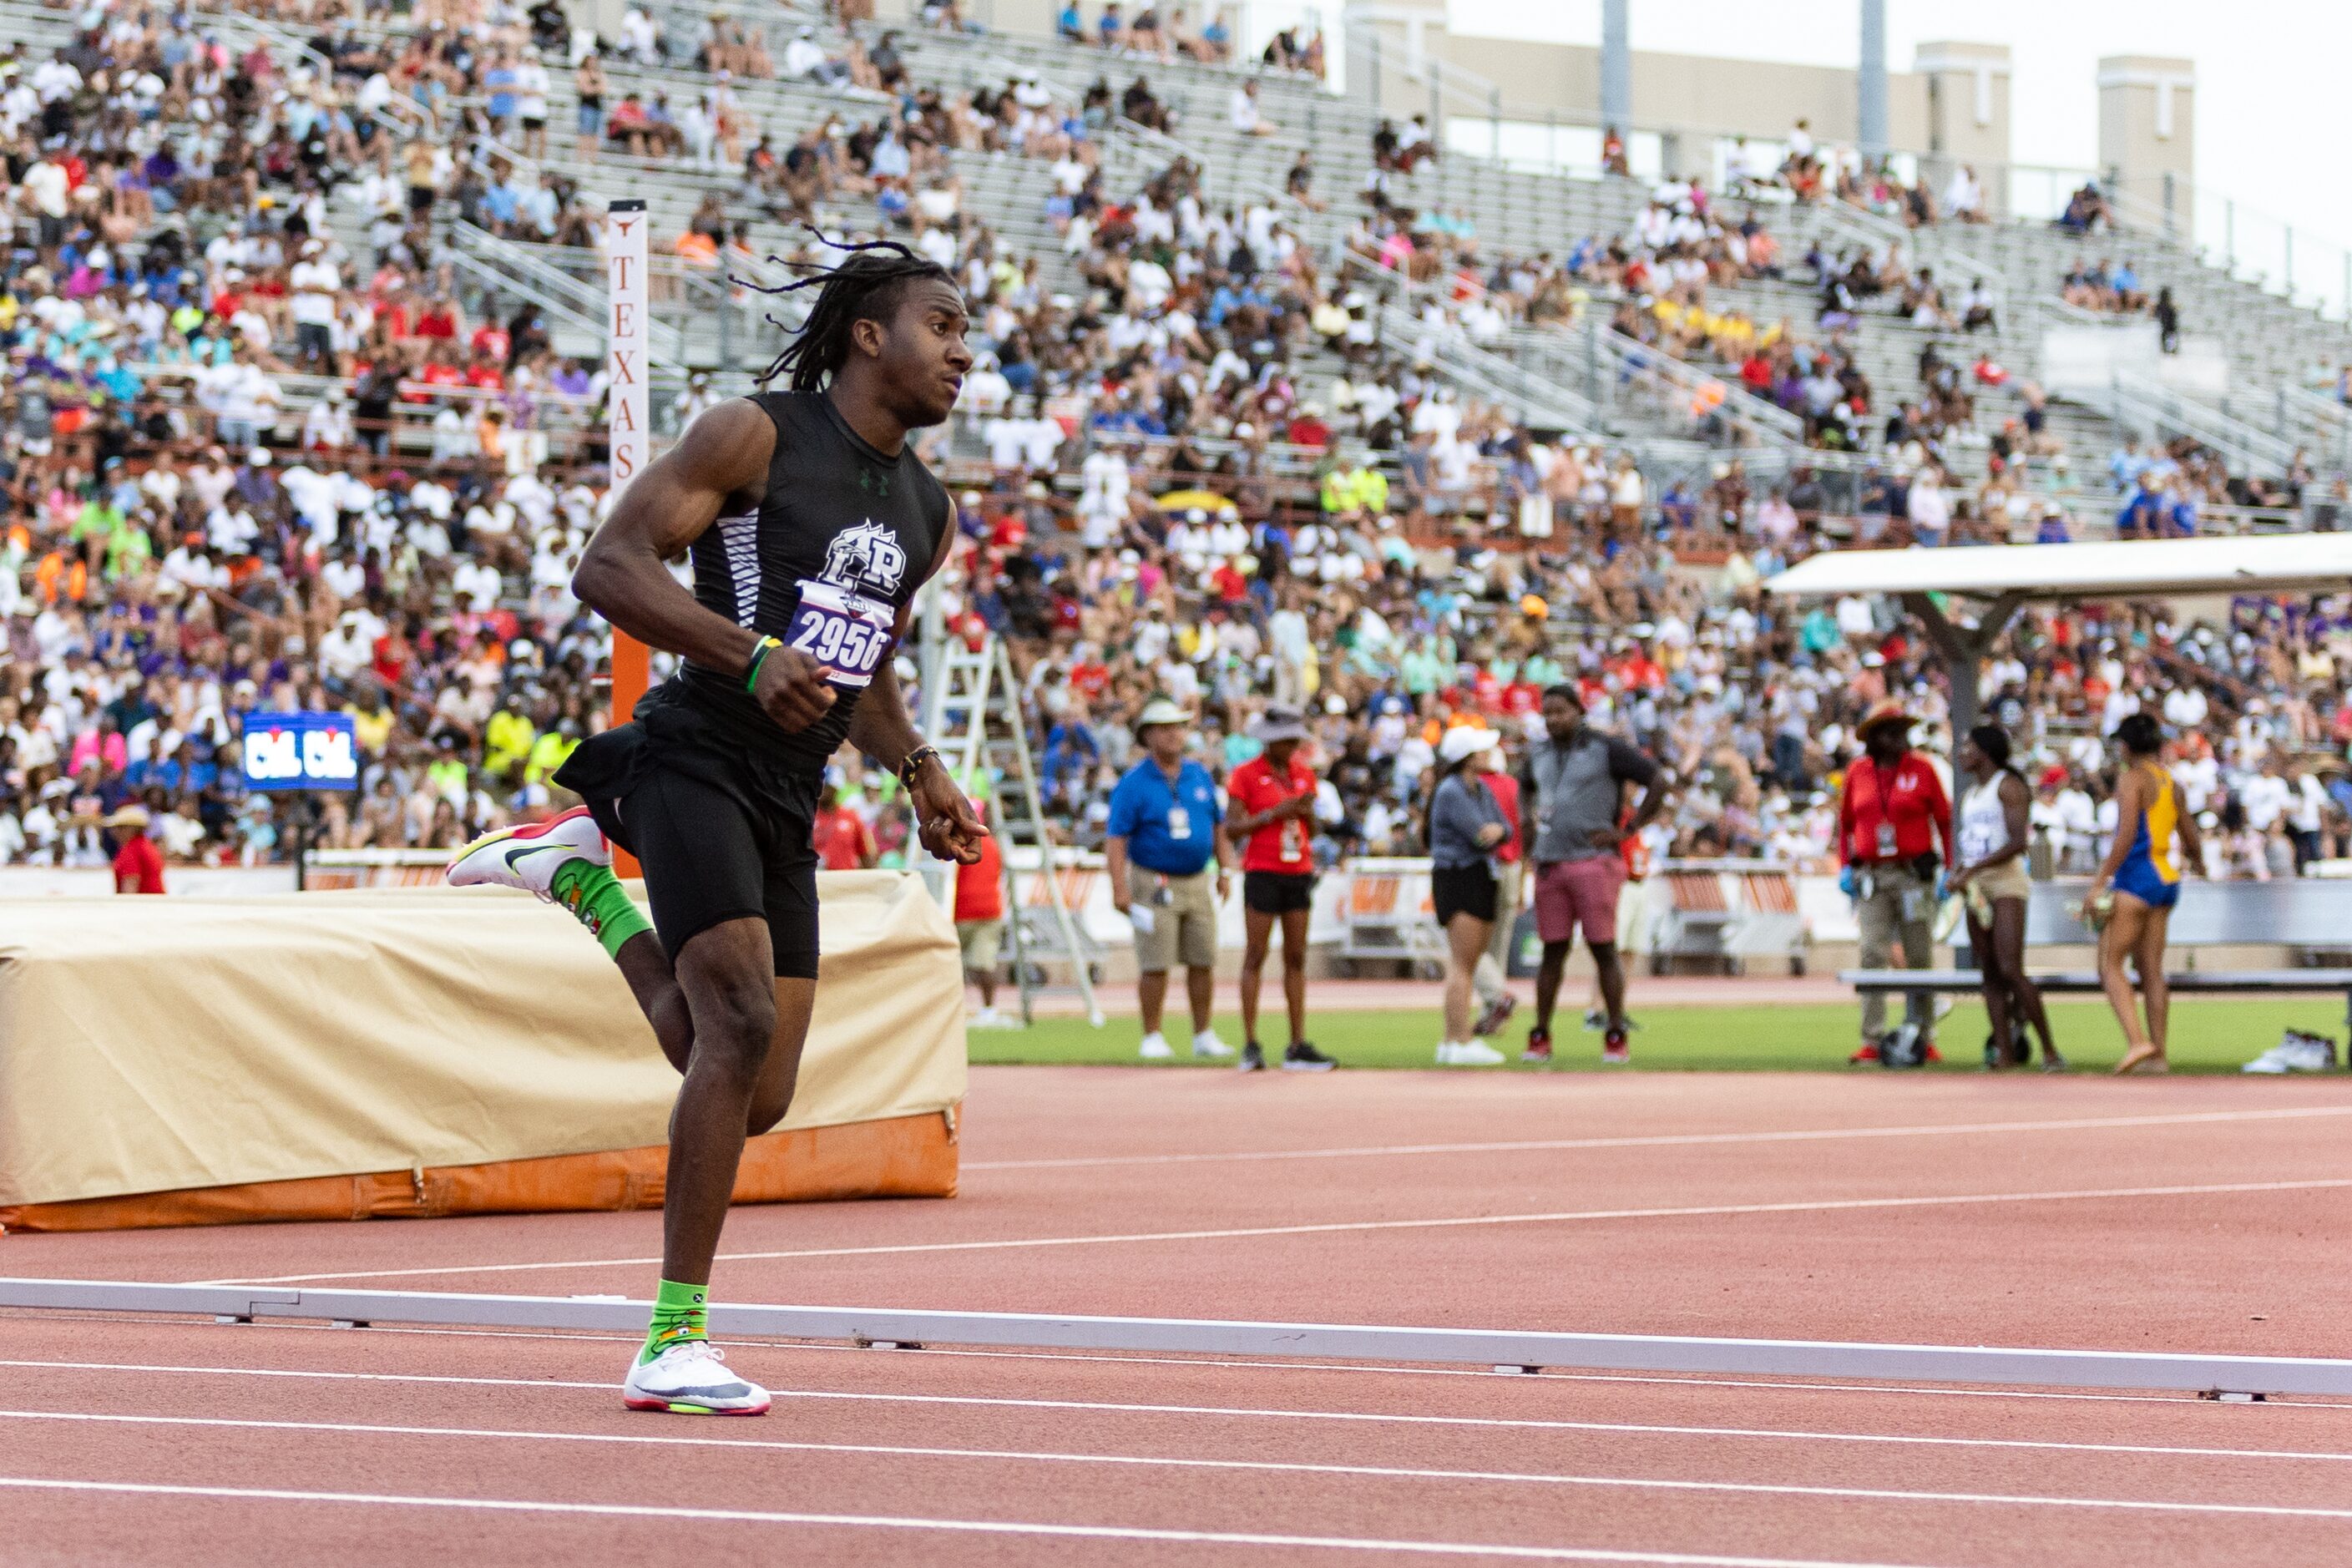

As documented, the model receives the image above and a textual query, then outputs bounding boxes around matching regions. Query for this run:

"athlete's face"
[877,279,973,427]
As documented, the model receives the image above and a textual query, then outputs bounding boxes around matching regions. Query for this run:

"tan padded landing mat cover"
[0,872,964,1219]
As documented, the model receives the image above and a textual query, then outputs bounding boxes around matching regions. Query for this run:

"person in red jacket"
[109,805,165,894]
[955,827,1014,1029]
[1837,701,1953,1065]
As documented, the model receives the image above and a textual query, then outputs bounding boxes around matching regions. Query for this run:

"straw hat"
[1856,700,1912,736]
[1248,706,1310,745]
[1133,695,1191,732]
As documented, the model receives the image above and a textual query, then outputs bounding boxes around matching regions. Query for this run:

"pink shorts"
[1533,856,1625,946]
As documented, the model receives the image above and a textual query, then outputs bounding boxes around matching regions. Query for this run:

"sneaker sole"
[624,1395,771,1416]
[1281,1061,1336,1071]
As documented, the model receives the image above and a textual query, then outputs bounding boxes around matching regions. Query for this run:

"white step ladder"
[923,633,1105,1028]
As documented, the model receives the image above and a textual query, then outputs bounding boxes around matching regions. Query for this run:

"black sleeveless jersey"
[657,390,950,777]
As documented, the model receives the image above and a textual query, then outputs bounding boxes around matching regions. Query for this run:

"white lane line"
[201,1176,2352,1286]
[0,1477,1948,1566]
[964,1105,2352,1172]
[3,1367,2348,1464]
[6,1414,2352,1522]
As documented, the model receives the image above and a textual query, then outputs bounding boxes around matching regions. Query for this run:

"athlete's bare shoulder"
[665,396,777,496]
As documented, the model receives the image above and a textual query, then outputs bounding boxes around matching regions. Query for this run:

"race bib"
[783,579,893,688]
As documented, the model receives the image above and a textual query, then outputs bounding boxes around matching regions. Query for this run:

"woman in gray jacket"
[1425,726,1510,1065]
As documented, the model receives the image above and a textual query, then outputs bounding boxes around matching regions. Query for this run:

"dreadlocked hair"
[741,227,955,391]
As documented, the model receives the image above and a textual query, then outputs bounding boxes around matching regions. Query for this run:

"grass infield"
[965,997,2352,1074]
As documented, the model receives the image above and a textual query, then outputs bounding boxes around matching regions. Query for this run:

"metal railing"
[2097,374,2304,479]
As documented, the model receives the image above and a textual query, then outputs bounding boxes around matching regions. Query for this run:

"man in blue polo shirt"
[1106,695,1236,1061]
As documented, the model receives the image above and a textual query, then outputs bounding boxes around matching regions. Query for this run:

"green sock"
[549,860,653,960]
[642,1277,709,1363]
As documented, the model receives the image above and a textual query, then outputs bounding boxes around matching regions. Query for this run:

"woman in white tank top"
[1953,724,2060,1070]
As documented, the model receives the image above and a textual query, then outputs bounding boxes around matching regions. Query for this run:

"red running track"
[7,1066,2352,1564]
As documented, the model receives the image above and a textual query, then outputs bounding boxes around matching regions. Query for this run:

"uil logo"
[820,519,907,600]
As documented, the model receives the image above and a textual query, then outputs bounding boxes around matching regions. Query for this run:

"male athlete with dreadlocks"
[445,240,988,1416]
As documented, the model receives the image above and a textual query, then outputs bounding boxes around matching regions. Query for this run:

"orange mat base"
[0,1108,959,1234]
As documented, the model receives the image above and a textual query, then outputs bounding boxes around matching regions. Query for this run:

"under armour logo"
[857,468,891,498]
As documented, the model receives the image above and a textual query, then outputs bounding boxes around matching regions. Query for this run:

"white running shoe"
[1191,1029,1235,1059]
[1435,1039,1506,1066]
[968,1006,1021,1030]
[2243,1033,2337,1075]
[447,805,609,899]
[1138,1032,1174,1060]
[621,1340,770,1416]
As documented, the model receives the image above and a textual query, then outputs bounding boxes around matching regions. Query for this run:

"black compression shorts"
[556,692,822,979]
[1243,869,1317,914]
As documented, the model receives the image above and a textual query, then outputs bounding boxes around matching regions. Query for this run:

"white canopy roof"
[1763,534,2352,602]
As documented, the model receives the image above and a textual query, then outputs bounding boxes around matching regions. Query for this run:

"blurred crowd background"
[6,0,2352,883]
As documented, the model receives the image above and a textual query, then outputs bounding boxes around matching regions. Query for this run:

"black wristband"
[899,744,942,789]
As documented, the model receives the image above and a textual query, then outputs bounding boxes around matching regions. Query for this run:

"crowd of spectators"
[0,0,2346,898]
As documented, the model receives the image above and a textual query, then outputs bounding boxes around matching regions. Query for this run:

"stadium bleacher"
[3,0,2351,893]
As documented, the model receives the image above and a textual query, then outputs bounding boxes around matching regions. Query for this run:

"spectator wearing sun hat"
[107,804,164,894]
[1106,695,1235,1063]
[1426,724,1510,1065]
[1837,700,1955,1065]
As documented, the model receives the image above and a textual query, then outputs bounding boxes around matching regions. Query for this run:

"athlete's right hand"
[751,642,837,732]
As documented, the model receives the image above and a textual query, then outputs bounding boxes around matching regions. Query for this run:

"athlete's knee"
[746,1075,799,1136]
[692,971,779,1060]
[1280,943,1308,974]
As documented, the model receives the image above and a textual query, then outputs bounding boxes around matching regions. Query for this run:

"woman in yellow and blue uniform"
[2092,713,2203,1075]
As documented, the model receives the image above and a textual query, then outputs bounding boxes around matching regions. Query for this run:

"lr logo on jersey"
[784,519,903,691]
[820,518,906,602]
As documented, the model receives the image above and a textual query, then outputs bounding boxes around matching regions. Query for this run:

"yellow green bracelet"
[742,635,782,693]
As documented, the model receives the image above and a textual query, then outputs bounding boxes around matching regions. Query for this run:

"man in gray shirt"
[1519,685,1666,1064]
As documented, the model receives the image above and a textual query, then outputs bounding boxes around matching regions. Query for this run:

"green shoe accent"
[550,859,653,961]
[640,1277,709,1365]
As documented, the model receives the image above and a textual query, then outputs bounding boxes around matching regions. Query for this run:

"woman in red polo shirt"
[1223,706,1334,1072]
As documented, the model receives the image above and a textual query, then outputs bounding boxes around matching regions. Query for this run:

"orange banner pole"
[608,632,648,877]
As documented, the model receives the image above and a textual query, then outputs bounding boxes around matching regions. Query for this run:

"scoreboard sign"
[240,711,361,792]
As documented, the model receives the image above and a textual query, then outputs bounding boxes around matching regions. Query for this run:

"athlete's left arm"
[2172,780,2206,876]
[847,518,989,865]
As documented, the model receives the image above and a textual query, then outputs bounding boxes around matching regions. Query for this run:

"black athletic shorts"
[554,690,822,979]
[1243,869,1316,915]
[1430,862,1498,926]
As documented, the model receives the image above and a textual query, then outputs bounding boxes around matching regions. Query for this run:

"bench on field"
[1842,880,2352,1036]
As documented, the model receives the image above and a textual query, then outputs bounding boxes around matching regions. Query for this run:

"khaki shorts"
[1128,864,1219,972]
[1971,858,2033,905]
[957,918,1004,971]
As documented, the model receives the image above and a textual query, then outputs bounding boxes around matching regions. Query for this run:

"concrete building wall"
[2099,54,2196,239]
[1914,40,2013,215]
[1353,13,1998,190]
